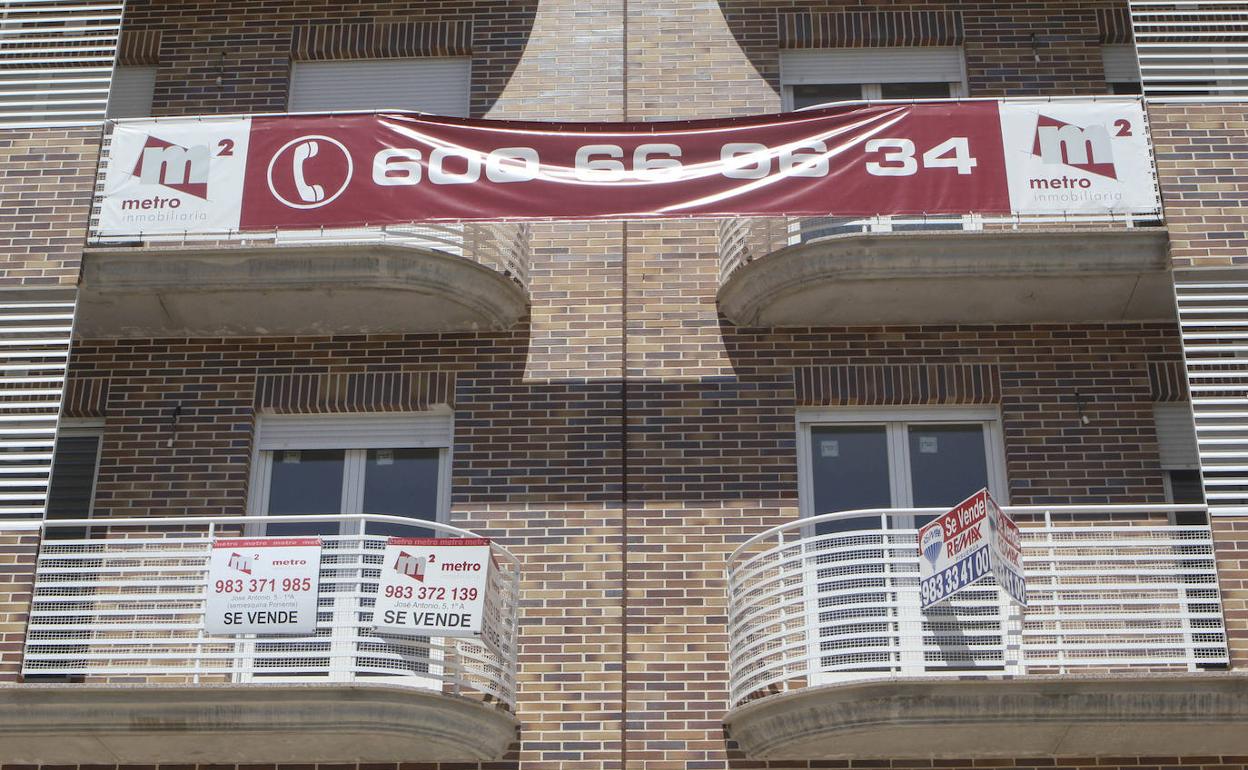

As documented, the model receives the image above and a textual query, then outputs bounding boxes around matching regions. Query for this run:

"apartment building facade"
[0,0,1246,768]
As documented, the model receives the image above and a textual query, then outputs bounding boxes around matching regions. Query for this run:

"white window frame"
[796,406,1008,526]
[47,418,105,522]
[246,412,453,533]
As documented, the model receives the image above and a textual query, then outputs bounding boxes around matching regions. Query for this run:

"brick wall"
[0,528,38,681]
[0,1,1229,769]
[0,128,99,287]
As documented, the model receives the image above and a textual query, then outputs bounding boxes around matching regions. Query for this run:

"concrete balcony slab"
[718,228,1173,327]
[77,242,529,337]
[724,673,1248,759]
[0,682,518,763]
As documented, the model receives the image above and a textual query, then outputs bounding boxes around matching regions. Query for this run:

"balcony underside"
[718,229,1173,327]
[77,243,529,337]
[724,673,1248,759]
[0,682,518,763]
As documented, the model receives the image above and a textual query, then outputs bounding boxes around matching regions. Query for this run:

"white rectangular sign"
[998,100,1159,216]
[204,537,321,635]
[918,489,1027,609]
[374,537,495,640]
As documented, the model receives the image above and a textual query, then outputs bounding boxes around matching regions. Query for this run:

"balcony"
[717,216,1173,326]
[724,506,1248,760]
[0,514,520,764]
[78,223,532,337]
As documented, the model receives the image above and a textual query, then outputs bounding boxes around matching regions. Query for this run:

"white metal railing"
[18,514,521,710]
[726,505,1229,708]
[717,213,1163,284]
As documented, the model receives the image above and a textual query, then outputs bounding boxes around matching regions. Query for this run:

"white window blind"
[288,57,471,116]
[1102,45,1141,83]
[255,412,453,451]
[105,65,155,119]
[1154,403,1200,470]
[780,47,966,87]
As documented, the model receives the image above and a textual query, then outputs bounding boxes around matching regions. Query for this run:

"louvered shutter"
[0,0,123,127]
[780,48,966,86]
[288,58,471,117]
[255,413,454,451]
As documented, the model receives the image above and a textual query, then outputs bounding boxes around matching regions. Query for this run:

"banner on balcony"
[373,537,500,646]
[918,489,1027,610]
[204,537,322,635]
[97,98,1159,236]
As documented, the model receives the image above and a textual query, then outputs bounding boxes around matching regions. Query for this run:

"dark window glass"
[908,425,990,527]
[879,82,953,99]
[810,426,889,533]
[1169,470,1207,523]
[45,434,101,539]
[1109,81,1144,95]
[266,449,345,536]
[791,83,863,109]
[363,448,441,537]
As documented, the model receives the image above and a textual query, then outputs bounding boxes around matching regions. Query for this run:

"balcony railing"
[718,213,1162,284]
[726,505,1229,708]
[18,514,520,710]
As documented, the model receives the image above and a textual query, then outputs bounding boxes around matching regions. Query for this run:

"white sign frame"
[204,537,322,636]
[373,537,498,650]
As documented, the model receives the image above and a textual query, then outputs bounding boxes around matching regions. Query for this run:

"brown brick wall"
[0,2,1230,769]
[0,128,99,287]
[0,529,38,680]
[1150,103,1248,268]
[119,0,540,118]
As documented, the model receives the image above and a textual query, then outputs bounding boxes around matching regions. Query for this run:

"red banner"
[100,99,1159,236]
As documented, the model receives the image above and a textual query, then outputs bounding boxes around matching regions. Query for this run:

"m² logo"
[1030,114,1119,179]
[227,552,254,575]
[131,135,212,198]
[393,550,427,583]
[266,135,353,210]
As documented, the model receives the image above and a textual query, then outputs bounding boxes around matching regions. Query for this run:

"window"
[106,65,157,119]
[798,408,1008,532]
[1102,45,1143,95]
[780,48,971,238]
[248,412,453,536]
[1154,403,1206,521]
[45,421,103,539]
[780,48,968,110]
[288,57,471,116]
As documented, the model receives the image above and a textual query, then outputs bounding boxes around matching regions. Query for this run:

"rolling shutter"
[255,412,454,450]
[780,48,965,86]
[105,65,156,119]
[1101,45,1141,84]
[1154,403,1200,470]
[288,58,471,117]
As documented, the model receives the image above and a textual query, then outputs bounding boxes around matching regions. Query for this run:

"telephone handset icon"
[291,140,325,203]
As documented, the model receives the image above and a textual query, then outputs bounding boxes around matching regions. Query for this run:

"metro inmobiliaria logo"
[124,135,211,206]
[393,551,427,582]
[227,552,254,575]
[1029,114,1117,187]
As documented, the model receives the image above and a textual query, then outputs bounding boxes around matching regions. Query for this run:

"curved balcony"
[78,223,531,336]
[724,506,1247,760]
[717,216,1173,327]
[0,514,520,764]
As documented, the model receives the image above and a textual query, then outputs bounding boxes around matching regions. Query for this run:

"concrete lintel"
[724,672,1248,759]
[0,682,519,764]
[78,242,529,337]
[718,228,1173,327]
